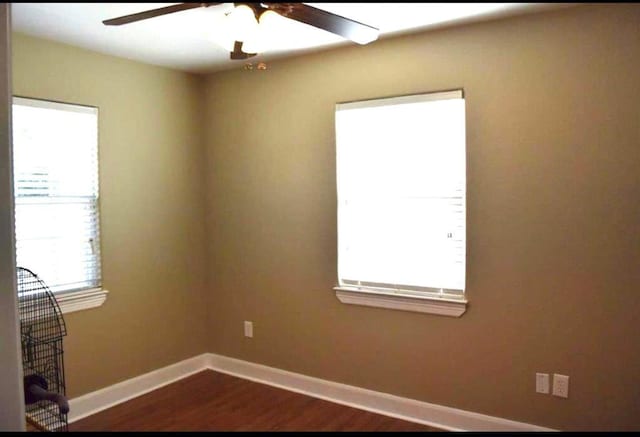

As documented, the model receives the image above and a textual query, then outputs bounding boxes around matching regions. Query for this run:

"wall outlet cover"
[552,374,569,398]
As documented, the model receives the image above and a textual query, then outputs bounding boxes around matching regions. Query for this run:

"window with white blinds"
[335,90,465,300]
[12,97,101,294]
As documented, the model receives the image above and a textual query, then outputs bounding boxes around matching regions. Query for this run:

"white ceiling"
[11,3,575,74]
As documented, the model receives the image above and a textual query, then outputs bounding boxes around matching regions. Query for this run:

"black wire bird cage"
[17,267,69,432]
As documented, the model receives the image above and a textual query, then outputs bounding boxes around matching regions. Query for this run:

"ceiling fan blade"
[103,3,221,26]
[230,41,257,60]
[269,3,379,45]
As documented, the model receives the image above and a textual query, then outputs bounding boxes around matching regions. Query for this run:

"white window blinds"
[335,90,465,297]
[12,97,101,293]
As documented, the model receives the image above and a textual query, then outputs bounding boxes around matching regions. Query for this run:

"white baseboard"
[68,352,555,432]
[67,354,209,423]
[205,353,555,432]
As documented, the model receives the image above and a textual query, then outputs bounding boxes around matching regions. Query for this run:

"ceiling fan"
[103,3,380,60]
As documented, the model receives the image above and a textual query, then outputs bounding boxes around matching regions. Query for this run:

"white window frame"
[334,89,467,317]
[12,96,108,314]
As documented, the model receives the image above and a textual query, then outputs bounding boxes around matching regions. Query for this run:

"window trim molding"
[336,89,463,110]
[54,287,108,314]
[335,88,467,317]
[334,287,467,317]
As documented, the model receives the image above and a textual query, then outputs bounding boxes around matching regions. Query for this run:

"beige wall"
[8,3,640,432]
[203,4,640,431]
[11,33,210,397]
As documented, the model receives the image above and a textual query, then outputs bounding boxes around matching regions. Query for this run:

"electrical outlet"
[552,374,569,398]
[536,373,550,394]
[244,321,253,338]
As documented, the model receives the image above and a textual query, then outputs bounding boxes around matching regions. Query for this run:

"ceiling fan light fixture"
[240,9,274,54]
[101,2,381,62]
[232,8,283,56]
[228,4,258,42]
[258,9,280,26]
[257,9,286,48]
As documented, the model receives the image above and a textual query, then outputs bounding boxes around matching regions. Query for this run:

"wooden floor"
[70,370,442,432]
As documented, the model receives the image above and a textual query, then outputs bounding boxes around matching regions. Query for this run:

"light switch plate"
[244,320,253,338]
[536,373,550,394]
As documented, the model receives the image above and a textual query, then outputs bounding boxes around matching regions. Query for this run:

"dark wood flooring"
[70,369,442,432]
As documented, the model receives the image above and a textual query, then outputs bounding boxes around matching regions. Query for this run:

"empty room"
[1,2,639,432]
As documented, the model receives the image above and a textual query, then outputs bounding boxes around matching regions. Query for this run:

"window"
[12,97,107,313]
[334,90,467,317]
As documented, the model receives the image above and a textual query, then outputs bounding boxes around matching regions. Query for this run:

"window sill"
[54,288,109,314]
[334,287,467,317]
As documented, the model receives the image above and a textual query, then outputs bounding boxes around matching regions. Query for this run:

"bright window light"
[335,90,466,296]
[12,97,101,294]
